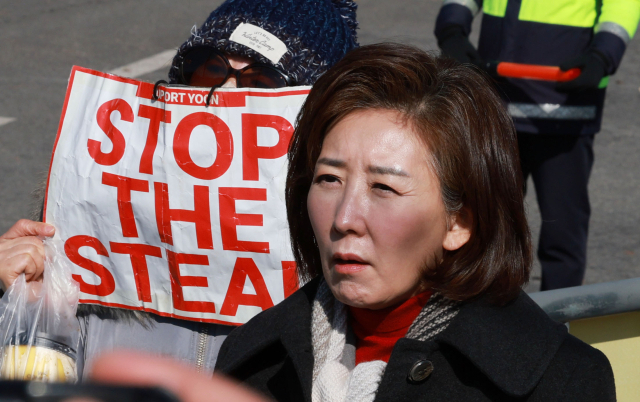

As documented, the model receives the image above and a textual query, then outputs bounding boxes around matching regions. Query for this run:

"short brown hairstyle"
[286,43,532,304]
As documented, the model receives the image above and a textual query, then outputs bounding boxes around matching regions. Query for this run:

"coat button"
[408,360,434,383]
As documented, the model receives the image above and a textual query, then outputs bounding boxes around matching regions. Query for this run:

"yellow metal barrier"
[569,311,640,402]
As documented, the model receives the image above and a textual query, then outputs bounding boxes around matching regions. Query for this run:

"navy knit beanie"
[168,0,358,86]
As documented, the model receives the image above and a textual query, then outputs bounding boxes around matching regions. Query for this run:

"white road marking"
[108,49,176,78]
[0,51,176,130]
[0,117,16,127]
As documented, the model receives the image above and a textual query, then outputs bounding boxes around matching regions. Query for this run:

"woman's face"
[307,109,470,309]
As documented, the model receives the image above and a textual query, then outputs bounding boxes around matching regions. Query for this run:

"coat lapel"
[435,291,568,397]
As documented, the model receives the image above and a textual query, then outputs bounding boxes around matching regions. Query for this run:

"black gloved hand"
[437,25,481,65]
[556,50,609,93]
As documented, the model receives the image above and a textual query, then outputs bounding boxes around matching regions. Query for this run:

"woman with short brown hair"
[215,43,615,402]
[287,42,531,305]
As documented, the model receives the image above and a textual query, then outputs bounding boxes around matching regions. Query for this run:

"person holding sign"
[213,43,616,401]
[0,0,358,380]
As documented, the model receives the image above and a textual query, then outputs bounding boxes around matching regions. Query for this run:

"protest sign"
[44,66,310,325]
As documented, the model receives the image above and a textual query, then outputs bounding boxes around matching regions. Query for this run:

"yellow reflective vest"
[435,0,640,134]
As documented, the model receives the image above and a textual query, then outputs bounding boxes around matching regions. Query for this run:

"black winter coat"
[215,278,616,401]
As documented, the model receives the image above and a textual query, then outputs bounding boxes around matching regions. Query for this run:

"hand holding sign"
[44,67,309,324]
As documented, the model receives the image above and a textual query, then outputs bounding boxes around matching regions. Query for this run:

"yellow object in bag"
[1,344,76,382]
[0,238,80,383]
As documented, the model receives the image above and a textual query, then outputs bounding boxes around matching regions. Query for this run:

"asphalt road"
[1,0,639,292]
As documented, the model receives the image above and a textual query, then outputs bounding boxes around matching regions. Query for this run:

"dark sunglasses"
[177,46,294,89]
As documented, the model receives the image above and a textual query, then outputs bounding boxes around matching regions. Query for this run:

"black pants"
[518,133,595,291]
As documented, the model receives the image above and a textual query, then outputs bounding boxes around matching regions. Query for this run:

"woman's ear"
[442,208,472,251]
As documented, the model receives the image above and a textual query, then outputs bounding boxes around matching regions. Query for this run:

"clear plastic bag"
[0,238,80,382]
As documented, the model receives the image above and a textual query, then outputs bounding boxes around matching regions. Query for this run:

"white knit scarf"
[311,281,461,402]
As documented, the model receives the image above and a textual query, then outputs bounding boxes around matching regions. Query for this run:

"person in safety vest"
[0,0,358,380]
[435,0,640,290]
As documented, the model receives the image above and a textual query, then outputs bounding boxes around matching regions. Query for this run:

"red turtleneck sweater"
[348,291,432,365]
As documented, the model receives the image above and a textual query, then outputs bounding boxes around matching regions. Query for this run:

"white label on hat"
[229,23,288,65]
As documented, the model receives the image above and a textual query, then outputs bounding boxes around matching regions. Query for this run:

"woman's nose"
[332,187,367,236]
[221,75,238,88]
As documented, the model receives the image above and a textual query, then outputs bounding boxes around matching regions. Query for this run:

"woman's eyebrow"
[316,157,346,167]
[368,165,410,177]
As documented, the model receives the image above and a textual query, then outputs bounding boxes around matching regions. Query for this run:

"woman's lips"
[332,253,369,274]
